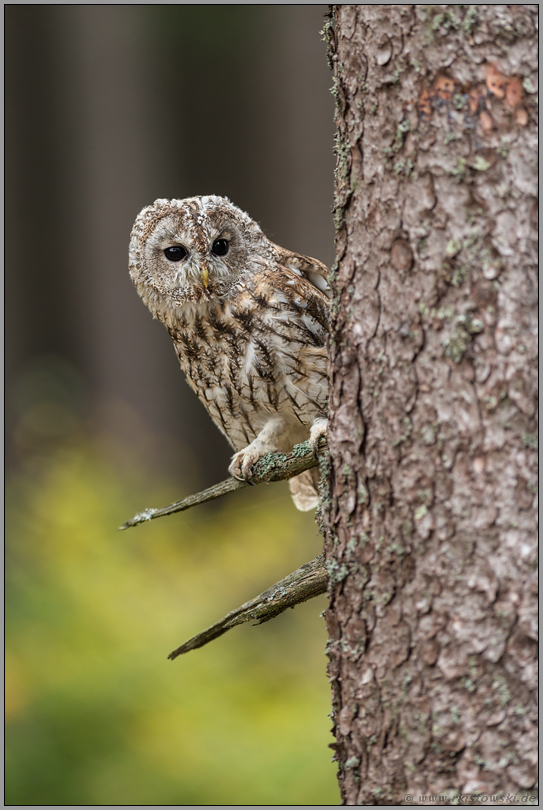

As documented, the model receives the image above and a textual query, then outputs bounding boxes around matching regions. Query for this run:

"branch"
[119,438,325,530]
[118,439,329,657]
[168,554,328,660]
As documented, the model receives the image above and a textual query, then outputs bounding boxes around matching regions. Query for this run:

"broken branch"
[168,554,328,659]
[119,438,325,530]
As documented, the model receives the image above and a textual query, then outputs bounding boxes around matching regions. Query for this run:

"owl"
[129,195,330,510]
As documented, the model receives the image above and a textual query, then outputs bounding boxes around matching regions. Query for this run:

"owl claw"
[229,467,249,484]
[309,417,328,459]
[230,465,256,484]
[229,444,271,484]
[228,430,285,484]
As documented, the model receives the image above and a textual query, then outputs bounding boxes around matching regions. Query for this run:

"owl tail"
[288,468,320,511]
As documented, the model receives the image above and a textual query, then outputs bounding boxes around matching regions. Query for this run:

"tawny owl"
[129,195,330,510]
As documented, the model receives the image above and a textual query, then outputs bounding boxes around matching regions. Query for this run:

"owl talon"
[228,453,256,483]
[228,434,282,484]
[230,466,256,485]
[309,417,328,459]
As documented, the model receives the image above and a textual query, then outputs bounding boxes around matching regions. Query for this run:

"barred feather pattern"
[129,196,330,510]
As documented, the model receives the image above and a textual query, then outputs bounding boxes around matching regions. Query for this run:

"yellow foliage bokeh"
[6,443,339,805]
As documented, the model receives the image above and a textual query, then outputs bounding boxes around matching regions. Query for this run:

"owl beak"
[201,263,209,288]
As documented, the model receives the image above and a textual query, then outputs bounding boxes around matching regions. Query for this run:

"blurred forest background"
[6,5,338,806]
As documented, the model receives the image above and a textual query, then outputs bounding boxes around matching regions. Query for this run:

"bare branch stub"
[167,554,328,659]
[119,438,327,530]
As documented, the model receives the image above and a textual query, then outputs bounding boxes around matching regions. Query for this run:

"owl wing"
[270,244,331,299]
[247,253,330,418]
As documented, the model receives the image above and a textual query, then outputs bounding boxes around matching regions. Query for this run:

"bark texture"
[322,6,537,805]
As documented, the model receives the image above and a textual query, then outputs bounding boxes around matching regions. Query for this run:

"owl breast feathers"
[129,195,330,510]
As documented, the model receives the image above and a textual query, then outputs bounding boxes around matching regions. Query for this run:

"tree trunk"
[322,5,537,805]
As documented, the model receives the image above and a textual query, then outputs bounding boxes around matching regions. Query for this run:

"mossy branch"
[119,438,326,531]
[168,554,327,659]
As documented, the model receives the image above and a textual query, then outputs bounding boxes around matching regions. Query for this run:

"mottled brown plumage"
[129,195,329,509]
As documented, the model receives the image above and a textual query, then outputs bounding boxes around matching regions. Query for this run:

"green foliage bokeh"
[6,440,339,806]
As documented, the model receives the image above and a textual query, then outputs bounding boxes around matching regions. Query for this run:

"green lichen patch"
[414,504,428,520]
[325,558,349,585]
[449,157,467,183]
[521,431,538,450]
[446,239,462,257]
[320,11,336,70]
[442,312,484,362]
[392,416,413,447]
[253,450,289,478]
[462,5,478,35]
[292,440,311,458]
[472,155,491,172]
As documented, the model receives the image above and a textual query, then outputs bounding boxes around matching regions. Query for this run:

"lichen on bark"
[323,5,537,805]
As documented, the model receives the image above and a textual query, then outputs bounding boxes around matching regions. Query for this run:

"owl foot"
[228,439,280,483]
[309,417,328,459]
[229,417,288,483]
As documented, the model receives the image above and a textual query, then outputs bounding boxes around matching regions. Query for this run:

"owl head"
[129,195,268,318]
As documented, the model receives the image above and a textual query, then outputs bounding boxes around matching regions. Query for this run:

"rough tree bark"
[322,6,537,805]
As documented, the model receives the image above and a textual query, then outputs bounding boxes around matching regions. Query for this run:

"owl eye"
[164,246,188,262]
[211,239,229,257]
